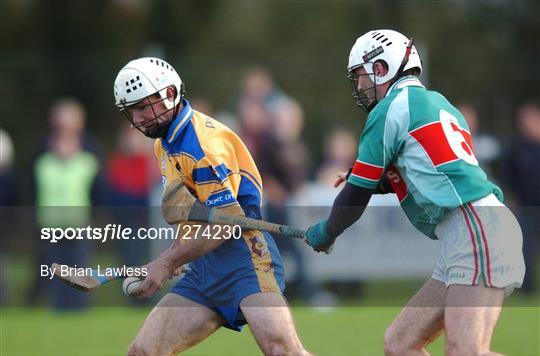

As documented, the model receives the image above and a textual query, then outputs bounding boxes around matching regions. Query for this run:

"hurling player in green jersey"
[305,29,525,355]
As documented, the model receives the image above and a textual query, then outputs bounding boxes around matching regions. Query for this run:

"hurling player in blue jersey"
[114,58,311,356]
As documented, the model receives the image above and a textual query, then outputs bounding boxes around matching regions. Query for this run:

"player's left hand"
[304,220,335,253]
[131,260,174,299]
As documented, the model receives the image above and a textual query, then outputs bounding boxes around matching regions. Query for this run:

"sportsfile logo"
[41,224,243,243]
[41,225,174,243]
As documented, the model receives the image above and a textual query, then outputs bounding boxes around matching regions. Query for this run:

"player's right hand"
[333,171,349,188]
[304,220,335,254]
[131,260,171,299]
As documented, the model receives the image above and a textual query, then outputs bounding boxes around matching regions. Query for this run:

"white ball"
[122,276,143,296]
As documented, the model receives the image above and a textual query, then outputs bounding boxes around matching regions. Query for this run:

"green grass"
[1,306,538,356]
[2,256,539,355]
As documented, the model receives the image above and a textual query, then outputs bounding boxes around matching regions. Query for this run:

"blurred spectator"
[0,128,18,304]
[292,128,359,305]
[293,133,350,216]
[238,99,272,158]
[458,103,501,177]
[236,67,301,188]
[295,128,358,210]
[236,66,286,157]
[501,103,540,294]
[315,127,358,184]
[26,98,106,202]
[107,122,155,268]
[215,110,241,135]
[260,98,315,300]
[27,98,105,310]
[235,68,317,300]
[192,97,242,134]
[190,97,214,117]
[261,98,310,201]
[238,66,286,108]
[0,129,17,206]
[47,98,103,159]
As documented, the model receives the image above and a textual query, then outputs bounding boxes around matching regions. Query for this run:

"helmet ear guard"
[161,82,186,111]
[394,37,415,81]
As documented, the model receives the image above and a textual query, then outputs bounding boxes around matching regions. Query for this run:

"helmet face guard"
[118,87,180,139]
[346,66,377,113]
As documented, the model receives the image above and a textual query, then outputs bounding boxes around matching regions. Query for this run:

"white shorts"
[432,194,525,296]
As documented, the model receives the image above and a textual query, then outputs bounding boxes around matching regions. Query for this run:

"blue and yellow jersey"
[155,99,263,219]
[155,99,283,305]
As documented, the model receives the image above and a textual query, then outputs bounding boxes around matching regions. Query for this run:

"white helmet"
[348,29,422,84]
[114,57,184,110]
[347,30,422,112]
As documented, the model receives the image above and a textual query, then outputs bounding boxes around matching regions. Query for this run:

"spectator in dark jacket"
[502,103,540,293]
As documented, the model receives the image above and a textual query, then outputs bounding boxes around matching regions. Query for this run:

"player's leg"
[240,292,312,356]
[441,202,524,355]
[384,278,447,356]
[127,293,224,356]
[384,206,460,356]
[444,284,505,356]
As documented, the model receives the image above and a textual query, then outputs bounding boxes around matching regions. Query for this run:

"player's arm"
[306,182,373,252]
[136,199,246,299]
[335,167,394,194]
[323,167,395,244]
[306,107,400,252]
[134,218,237,299]
[132,222,225,298]
[134,156,242,298]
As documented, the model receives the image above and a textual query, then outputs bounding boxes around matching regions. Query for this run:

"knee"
[260,339,308,356]
[127,341,154,356]
[384,326,419,356]
[446,341,466,356]
[446,339,488,356]
[383,327,402,356]
[262,342,286,356]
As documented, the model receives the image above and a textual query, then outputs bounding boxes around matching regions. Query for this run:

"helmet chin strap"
[367,72,379,112]
[372,38,415,110]
[149,106,177,139]
[159,83,186,137]
[148,88,183,139]
[384,37,415,97]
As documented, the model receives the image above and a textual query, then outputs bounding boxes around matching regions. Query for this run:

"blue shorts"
[170,230,285,331]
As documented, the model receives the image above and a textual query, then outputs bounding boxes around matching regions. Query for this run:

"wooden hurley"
[161,179,306,239]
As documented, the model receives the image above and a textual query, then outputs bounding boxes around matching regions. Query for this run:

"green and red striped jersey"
[348,76,503,239]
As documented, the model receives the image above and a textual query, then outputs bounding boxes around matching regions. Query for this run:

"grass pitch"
[1,306,538,355]
[2,257,539,354]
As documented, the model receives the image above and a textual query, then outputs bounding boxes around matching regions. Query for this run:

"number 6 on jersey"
[440,109,478,166]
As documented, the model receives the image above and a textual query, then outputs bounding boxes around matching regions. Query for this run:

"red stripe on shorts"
[469,204,493,287]
[460,206,479,285]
